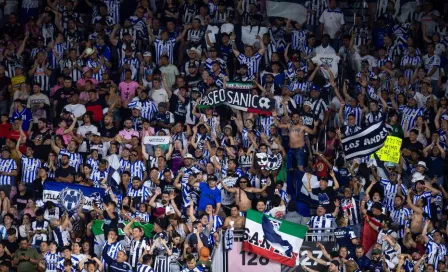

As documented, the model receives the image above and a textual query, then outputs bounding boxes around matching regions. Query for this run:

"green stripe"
[246,209,307,239]
[279,219,307,238]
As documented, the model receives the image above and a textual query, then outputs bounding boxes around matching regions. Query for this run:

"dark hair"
[186,254,196,263]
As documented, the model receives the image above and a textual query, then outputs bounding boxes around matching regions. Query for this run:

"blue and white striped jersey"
[44,252,61,272]
[91,169,108,188]
[237,53,262,76]
[379,178,407,212]
[137,264,155,272]
[399,106,425,133]
[86,58,107,81]
[401,54,421,82]
[343,105,363,127]
[0,158,18,185]
[390,207,411,239]
[154,38,177,64]
[290,29,309,51]
[59,149,83,171]
[20,155,41,184]
[119,158,131,173]
[130,160,146,180]
[128,186,151,203]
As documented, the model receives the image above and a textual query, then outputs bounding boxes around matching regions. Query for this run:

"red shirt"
[8,129,27,153]
[0,123,10,138]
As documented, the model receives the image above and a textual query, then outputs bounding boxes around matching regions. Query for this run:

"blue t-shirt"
[12,108,33,131]
[198,182,221,211]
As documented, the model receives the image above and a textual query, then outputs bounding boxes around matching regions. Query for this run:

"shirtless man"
[406,189,425,234]
[223,205,246,230]
[222,176,270,212]
[272,111,318,171]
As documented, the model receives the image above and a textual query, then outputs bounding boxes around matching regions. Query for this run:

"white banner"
[144,136,170,145]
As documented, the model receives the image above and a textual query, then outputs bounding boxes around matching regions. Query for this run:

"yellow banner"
[375,136,402,163]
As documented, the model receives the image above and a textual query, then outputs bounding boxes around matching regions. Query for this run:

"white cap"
[183,153,195,160]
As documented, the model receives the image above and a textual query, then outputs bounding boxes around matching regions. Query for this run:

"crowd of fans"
[0,0,447,271]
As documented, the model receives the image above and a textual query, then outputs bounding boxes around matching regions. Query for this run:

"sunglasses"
[131,154,138,157]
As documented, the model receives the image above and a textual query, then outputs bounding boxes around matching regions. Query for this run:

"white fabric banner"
[144,136,170,145]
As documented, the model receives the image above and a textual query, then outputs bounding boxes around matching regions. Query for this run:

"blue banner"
[43,181,105,211]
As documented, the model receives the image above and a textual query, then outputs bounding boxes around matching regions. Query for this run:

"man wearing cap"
[304,85,329,127]
[307,199,340,241]
[368,248,386,271]
[11,99,33,133]
[204,47,228,75]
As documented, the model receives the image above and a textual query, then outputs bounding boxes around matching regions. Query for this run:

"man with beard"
[289,69,309,106]
[127,177,150,208]
[135,90,158,124]
[51,139,83,170]
[272,111,318,171]
[54,154,76,183]
[117,118,139,148]
[63,92,86,120]
[53,76,76,116]
[100,115,119,142]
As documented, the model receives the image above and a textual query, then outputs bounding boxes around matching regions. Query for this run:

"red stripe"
[361,216,381,253]
[242,241,297,267]
[247,109,272,115]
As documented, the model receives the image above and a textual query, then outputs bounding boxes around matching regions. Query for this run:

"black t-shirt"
[401,139,423,152]
[1,239,18,255]
[159,179,176,194]
[103,211,119,237]
[100,126,119,139]
[54,87,76,114]
[312,186,335,205]
[13,189,33,212]
[170,94,189,123]
[55,166,77,179]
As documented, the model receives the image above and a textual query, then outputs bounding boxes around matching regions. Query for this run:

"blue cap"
[311,85,320,91]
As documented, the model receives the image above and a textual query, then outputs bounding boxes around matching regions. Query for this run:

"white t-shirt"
[312,54,341,78]
[151,88,169,107]
[77,124,99,152]
[64,103,87,118]
[319,9,345,38]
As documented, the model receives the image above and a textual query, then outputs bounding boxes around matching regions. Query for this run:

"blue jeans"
[287,147,306,169]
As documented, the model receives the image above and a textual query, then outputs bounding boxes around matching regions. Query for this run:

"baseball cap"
[371,75,379,80]
[310,85,320,91]
[143,51,152,57]
[372,248,382,255]
[292,56,300,62]
[93,132,101,137]
[158,102,167,108]
[304,101,312,107]
[83,67,91,74]
[183,153,195,160]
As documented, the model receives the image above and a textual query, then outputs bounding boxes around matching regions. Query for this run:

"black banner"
[198,89,275,114]
[341,122,389,160]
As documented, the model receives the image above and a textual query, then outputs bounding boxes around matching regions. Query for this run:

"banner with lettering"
[198,89,275,115]
[43,181,106,211]
[375,136,402,163]
[144,136,170,145]
[341,122,389,161]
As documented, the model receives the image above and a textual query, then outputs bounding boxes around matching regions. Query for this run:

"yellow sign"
[375,136,402,163]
